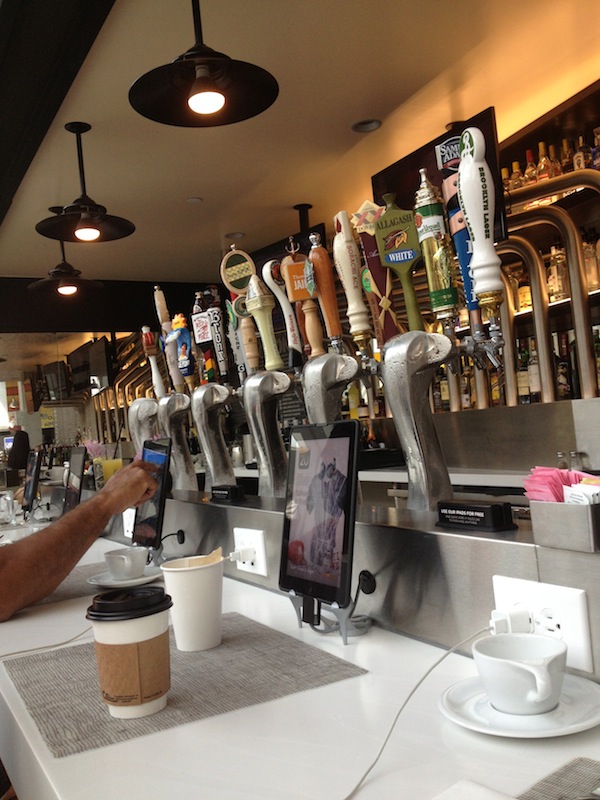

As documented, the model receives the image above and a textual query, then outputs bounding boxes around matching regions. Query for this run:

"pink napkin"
[523,466,592,502]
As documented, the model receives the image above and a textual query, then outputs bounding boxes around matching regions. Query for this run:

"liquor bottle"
[547,245,570,302]
[489,364,505,407]
[508,161,524,190]
[556,451,569,469]
[593,135,600,170]
[517,343,531,404]
[594,327,600,389]
[555,332,572,400]
[569,335,581,399]
[527,338,542,403]
[548,144,562,177]
[439,366,450,411]
[517,270,532,311]
[581,227,600,291]
[560,138,574,174]
[507,269,520,310]
[573,135,592,170]
[501,167,510,192]
[524,149,537,183]
[460,357,472,410]
[536,142,552,181]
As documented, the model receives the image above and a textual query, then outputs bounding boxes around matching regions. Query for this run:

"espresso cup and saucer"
[87,546,161,589]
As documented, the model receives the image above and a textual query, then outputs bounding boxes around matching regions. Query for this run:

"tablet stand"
[287,588,372,645]
[147,528,186,566]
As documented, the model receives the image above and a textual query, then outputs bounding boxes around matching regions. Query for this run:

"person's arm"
[0,460,158,622]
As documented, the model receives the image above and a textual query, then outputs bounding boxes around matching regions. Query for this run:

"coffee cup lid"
[86,586,173,621]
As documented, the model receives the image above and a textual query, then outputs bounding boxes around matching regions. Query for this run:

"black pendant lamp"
[28,241,104,297]
[128,0,278,127]
[35,122,135,244]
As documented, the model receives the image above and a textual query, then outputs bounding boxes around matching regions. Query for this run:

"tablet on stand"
[279,420,369,644]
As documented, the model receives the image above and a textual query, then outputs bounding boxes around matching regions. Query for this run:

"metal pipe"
[508,206,596,399]
[497,235,554,403]
[505,167,600,207]
[499,270,518,406]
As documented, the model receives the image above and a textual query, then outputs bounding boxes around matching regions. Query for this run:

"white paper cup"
[472,633,567,715]
[105,546,148,580]
[160,548,224,651]
[86,586,173,719]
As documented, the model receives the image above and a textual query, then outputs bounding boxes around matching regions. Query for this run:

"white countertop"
[0,538,597,800]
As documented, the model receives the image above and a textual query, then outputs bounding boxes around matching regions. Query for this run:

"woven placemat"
[3,612,367,758]
[518,757,600,800]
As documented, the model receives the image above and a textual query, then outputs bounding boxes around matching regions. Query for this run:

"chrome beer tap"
[191,383,236,493]
[157,393,198,492]
[128,397,159,455]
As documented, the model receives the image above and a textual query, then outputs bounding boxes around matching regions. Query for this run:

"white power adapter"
[489,603,533,634]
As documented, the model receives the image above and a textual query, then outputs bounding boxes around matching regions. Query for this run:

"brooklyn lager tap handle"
[456,127,503,300]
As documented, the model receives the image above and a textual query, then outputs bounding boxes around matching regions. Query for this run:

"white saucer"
[439,675,600,738]
[87,566,162,589]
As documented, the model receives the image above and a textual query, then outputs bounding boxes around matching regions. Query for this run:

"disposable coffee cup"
[160,547,223,652]
[472,633,567,715]
[86,586,173,718]
[105,546,148,580]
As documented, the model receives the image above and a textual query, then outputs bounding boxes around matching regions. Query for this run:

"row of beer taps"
[128,127,507,512]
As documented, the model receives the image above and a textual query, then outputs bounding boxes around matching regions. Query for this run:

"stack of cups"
[87,586,172,718]
[160,547,224,651]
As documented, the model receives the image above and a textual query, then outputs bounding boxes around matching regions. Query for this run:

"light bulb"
[188,88,225,114]
[74,212,100,241]
[57,282,78,296]
[188,64,225,115]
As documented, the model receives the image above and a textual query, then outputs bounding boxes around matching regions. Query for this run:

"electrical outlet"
[492,575,593,673]
[233,527,268,577]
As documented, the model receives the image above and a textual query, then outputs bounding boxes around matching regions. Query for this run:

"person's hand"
[98,460,159,514]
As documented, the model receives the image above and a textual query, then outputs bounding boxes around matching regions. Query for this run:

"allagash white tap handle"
[332,210,372,349]
[456,127,503,300]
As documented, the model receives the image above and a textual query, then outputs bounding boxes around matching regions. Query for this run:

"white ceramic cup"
[160,548,223,651]
[472,633,567,715]
[104,546,148,581]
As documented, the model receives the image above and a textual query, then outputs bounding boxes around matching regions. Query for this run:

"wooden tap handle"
[302,298,325,358]
[308,235,343,340]
[239,315,260,371]
[295,301,311,358]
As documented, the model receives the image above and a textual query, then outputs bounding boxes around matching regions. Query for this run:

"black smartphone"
[279,421,360,609]
[62,446,87,514]
[132,438,171,549]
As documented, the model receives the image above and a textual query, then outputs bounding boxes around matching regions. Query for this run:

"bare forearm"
[0,492,115,621]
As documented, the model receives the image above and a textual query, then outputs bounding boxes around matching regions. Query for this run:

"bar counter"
[0,539,599,799]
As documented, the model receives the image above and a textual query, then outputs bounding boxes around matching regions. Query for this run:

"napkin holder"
[530,500,600,553]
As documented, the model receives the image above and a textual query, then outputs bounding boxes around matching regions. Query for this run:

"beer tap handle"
[333,210,373,354]
[220,247,260,373]
[294,301,311,359]
[154,285,185,392]
[233,297,260,374]
[246,274,284,371]
[141,326,167,399]
[308,231,343,351]
[457,127,504,302]
[302,299,326,358]
[281,241,325,359]
[261,259,304,370]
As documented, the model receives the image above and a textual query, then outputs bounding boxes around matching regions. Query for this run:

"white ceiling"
[0,0,599,376]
